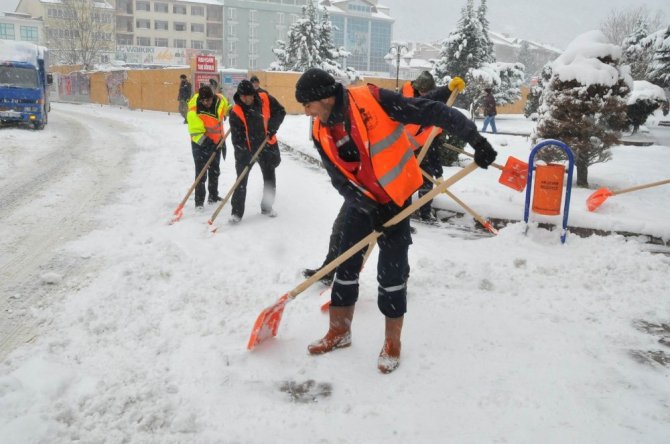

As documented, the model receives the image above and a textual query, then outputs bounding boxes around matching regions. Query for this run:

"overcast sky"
[382,0,669,49]
[1,0,668,50]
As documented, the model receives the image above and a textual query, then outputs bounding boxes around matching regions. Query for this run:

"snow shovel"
[247,162,479,350]
[208,137,270,232]
[319,239,377,312]
[415,87,461,165]
[170,129,231,224]
[421,169,498,234]
[586,179,670,212]
[444,143,528,192]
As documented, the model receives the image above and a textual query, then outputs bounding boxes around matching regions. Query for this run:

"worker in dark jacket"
[402,71,464,222]
[177,74,192,123]
[295,68,496,374]
[228,80,286,223]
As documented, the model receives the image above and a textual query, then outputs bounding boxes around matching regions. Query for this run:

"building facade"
[0,12,43,45]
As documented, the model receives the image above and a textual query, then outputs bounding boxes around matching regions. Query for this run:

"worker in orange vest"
[186,85,229,208]
[295,68,496,374]
[228,80,286,223]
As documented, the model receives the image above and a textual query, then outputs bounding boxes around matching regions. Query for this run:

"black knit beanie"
[198,85,213,99]
[237,80,255,96]
[295,68,338,104]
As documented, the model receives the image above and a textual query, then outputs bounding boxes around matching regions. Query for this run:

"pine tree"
[646,26,670,88]
[517,41,535,77]
[524,65,551,119]
[270,1,358,81]
[476,0,495,64]
[432,0,491,108]
[535,31,630,187]
[626,80,667,133]
[622,19,653,80]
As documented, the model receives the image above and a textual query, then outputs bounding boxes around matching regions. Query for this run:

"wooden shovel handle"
[443,142,505,171]
[612,179,670,196]
[421,169,497,234]
[209,137,270,224]
[415,88,460,165]
[176,128,232,210]
[288,162,479,299]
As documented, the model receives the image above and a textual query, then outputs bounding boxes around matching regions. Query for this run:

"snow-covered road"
[1,103,669,443]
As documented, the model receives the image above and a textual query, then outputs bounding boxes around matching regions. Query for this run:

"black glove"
[471,136,497,169]
[266,130,276,139]
[373,203,401,233]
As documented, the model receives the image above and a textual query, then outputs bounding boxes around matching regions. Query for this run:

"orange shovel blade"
[498,156,528,192]
[169,205,184,225]
[247,294,290,350]
[586,188,613,212]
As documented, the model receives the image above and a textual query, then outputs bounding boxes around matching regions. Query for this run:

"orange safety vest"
[231,92,277,150]
[188,94,226,144]
[401,81,442,150]
[312,85,423,206]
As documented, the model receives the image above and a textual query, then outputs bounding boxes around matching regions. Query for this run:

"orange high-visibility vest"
[188,94,226,144]
[401,81,442,150]
[312,85,423,206]
[231,92,277,150]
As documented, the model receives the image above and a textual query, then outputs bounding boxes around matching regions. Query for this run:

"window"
[249,40,258,55]
[249,57,257,70]
[173,5,187,14]
[249,24,258,39]
[117,34,132,45]
[0,23,15,40]
[174,39,186,48]
[277,12,284,25]
[137,36,151,46]
[136,19,150,29]
[249,10,257,23]
[191,23,204,33]
[191,40,204,49]
[227,23,236,37]
[136,1,150,12]
[20,26,38,42]
[155,38,168,47]
[155,20,168,30]
[227,7,236,20]
[228,40,236,53]
[174,22,186,32]
[191,6,204,16]
[154,2,168,13]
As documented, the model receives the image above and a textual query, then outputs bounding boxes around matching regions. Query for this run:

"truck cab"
[0,41,51,130]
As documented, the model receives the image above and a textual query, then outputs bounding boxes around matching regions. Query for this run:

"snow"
[0,40,45,64]
[1,103,670,442]
[628,80,668,105]
[551,30,628,87]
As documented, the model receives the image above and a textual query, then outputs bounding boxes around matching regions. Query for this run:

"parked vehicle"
[0,40,52,130]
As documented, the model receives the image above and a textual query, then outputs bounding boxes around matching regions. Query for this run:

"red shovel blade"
[498,156,528,192]
[247,294,290,350]
[586,188,613,212]
[169,205,184,225]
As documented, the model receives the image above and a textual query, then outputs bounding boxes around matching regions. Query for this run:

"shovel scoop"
[586,188,614,212]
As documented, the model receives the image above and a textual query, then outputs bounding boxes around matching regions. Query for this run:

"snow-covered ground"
[1,103,669,443]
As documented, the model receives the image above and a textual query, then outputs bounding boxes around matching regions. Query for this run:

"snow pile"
[551,30,629,87]
[628,80,668,105]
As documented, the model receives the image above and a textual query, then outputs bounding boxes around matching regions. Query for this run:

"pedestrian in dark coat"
[228,80,286,223]
[481,88,498,134]
[295,68,496,373]
[177,74,192,123]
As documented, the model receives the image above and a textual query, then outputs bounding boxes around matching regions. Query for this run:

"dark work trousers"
[191,141,222,206]
[331,204,412,318]
[417,173,434,219]
[230,157,276,219]
[320,201,348,268]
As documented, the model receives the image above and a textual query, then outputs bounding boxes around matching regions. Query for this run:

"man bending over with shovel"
[295,68,497,373]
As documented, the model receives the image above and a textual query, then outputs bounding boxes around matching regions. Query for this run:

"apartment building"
[0,12,43,45]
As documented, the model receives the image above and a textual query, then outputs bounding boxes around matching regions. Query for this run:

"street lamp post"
[386,42,411,92]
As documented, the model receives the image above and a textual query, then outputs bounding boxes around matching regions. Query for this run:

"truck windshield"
[0,66,39,88]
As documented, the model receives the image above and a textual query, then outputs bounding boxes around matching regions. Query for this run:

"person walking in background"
[177,74,192,124]
[401,71,464,223]
[229,80,286,223]
[186,85,229,208]
[250,75,265,93]
[294,68,496,373]
[481,88,497,134]
[209,78,222,94]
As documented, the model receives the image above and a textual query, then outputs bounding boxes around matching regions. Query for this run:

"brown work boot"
[378,316,404,374]
[308,306,355,355]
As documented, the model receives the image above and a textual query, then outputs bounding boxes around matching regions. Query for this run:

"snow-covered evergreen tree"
[626,80,667,133]
[524,65,552,119]
[622,19,654,80]
[535,31,631,187]
[476,0,495,64]
[432,0,491,108]
[517,41,535,77]
[270,1,358,81]
[645,26,670,88]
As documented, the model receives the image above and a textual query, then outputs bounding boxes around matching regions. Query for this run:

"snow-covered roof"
[489,30,562,54]
[0,40,47,64]
[321,0,393,21]
[550,30,625,87]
